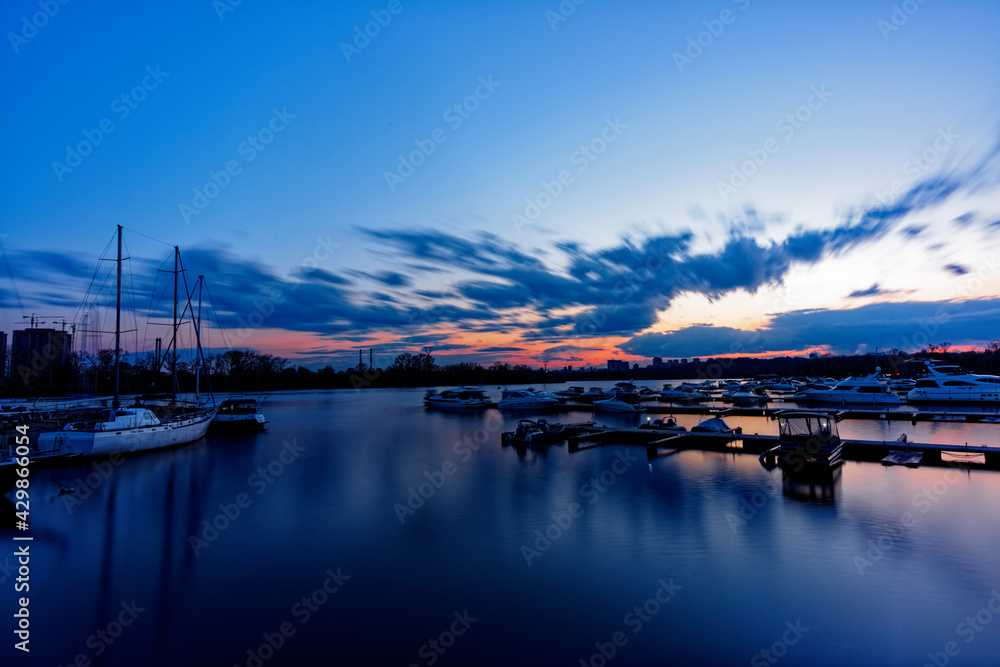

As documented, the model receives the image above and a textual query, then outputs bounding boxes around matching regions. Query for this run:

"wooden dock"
[565,428,1000,470]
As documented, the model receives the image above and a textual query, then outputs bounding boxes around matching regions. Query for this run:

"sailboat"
[37,226,217,458]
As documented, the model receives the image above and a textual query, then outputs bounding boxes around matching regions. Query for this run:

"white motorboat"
[905,360,1000,404]
[424,386,492,409]
[725,384,770,404]
[659,384,711,402]
[211,397,268,431]
[498,389,561,411]
[576,387,613,402]
[763,380,797,392]
[594,392,647,413]
[793,369,903,405]
[553,386,585,399]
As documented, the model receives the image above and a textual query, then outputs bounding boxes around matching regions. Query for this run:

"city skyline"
[2,1,999,370]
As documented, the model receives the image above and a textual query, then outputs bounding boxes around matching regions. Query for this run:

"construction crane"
[22,313,71,330]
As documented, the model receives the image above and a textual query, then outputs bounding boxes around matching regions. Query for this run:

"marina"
[4,387,999,666]
[3,4,999,663]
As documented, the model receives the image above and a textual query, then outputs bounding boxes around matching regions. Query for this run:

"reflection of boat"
[905,359,1000,404]
[498,389,560,411]
[594,393,646,413]
[211,397,268,431]
[882,450,923,467]
[793,370,903,405]
[424,386,491,410]
[782,465,840,502]
[37,227,217,458]
[774,411,843,471]
[503,419,565,444]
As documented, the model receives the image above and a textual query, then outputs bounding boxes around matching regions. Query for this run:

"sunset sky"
[2,1,999,369]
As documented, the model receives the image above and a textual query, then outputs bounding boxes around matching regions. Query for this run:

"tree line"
[3,342,999,397]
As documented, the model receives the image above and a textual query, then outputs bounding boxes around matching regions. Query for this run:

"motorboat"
[691,417,737,433]
[888,378,917,391]
[576,387,613,402]
[658,384,711,401]
[639,416,687,432]
[725,384,770,404]
[553,386,585,399]
[773,410,843,470]
[503,419,565,444]
[905,359,1000,404]
[763,380,797,392]
[424,385,492,409]
[498,389,561,411]
[793,369,903,405]
[594,392,647,413]
[211,397,268,431]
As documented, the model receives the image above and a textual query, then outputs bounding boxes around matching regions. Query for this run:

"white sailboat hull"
[39,410,215,458]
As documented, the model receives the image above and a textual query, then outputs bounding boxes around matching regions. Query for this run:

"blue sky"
[2,0,999,368]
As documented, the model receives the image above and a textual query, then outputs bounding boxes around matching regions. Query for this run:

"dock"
[565,428,1000,470]
[554,402,1000,424]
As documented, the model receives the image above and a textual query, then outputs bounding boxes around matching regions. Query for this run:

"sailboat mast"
[195,275,202,400]
[172,246,179,402]
[114,225,122,409]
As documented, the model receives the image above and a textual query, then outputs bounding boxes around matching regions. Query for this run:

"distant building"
[632,363,639,371]
[652,356,664,368]
[607,359,629,371]
[692,358,700,364]
[11,327,73,388]
[679,358,688,364]
[809,351,820,359]
[0,331,6,380]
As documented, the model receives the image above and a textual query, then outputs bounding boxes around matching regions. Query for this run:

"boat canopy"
[777,411,839,438]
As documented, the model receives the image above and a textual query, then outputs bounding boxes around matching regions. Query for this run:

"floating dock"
[565,428,1000,470]
[555,402,1000,424]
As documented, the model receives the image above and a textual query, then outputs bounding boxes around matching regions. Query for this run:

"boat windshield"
[779,415,837,439]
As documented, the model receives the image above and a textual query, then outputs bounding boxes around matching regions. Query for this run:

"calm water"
[3,385,1000,666]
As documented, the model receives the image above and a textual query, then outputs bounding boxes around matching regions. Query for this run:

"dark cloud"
[479,346,525,353]
[619,298,1000,358]
[848,283,895,298]
[944,264,969,276]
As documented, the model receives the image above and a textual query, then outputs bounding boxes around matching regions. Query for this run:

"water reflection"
[779,465,842,503]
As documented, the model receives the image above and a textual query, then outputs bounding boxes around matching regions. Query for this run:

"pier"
[565,428,1000,470]
[557,401,1000,424]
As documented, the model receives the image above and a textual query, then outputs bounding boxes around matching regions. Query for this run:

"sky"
[2,0,999,370]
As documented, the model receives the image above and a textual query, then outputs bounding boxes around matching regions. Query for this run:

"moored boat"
[793,370,903,405]
[424,385,492,410]
[773,410,843,471]
[904,359,1000,404]
[503,419,565,444]
[593,392,646,413]
[498,389,560,411]
[211,397,268,431]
